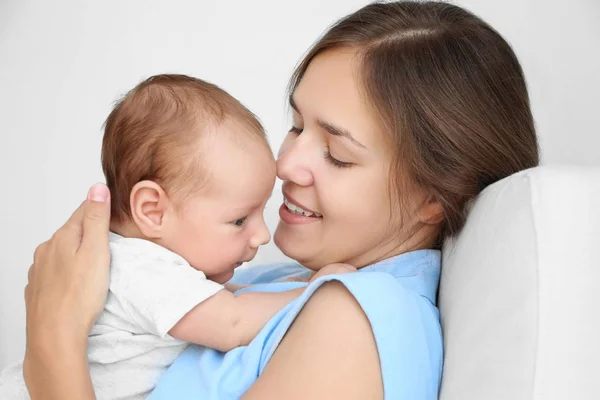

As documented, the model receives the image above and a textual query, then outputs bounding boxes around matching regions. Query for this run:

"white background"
[1,0,599,368]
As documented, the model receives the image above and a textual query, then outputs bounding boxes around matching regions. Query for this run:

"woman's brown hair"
[289,1,539,244]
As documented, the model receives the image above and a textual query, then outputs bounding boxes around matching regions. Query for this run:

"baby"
[0,74,354,400]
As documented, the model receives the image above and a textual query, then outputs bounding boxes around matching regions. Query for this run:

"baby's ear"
[130,180,171,238]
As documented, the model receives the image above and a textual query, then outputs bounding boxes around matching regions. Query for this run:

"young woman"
[22,2,539,399]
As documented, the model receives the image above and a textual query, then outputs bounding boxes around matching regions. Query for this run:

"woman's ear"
[129,180,172,239]
[418,194,444,225]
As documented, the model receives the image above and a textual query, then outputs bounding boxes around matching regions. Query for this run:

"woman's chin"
[275,225,310,263]
[274,225,324,270]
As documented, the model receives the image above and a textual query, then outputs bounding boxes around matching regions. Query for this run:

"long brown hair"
[289,1,539,244]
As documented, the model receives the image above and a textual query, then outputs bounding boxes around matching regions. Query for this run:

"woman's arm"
[24,341,95,400]
[242,281,384,400]
[23,184,112,400]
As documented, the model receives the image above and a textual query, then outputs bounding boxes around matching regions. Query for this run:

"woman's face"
[274,48,419,270]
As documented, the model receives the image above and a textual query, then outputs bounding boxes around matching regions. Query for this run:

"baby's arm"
[169,264,357,352]
[168,288,303,352]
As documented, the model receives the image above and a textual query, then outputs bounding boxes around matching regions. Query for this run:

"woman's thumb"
[79,183,111,253]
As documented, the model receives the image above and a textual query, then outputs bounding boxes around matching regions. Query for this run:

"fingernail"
[87,183,109,203]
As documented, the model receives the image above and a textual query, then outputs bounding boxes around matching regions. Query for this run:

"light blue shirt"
[148,250,443,400]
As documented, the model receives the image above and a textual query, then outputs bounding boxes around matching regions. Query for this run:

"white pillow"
[439,166,600,400]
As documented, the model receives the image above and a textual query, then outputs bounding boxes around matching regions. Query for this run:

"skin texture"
[23,49,444,399]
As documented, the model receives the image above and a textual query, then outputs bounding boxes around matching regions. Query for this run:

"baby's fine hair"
[101,74,266,222]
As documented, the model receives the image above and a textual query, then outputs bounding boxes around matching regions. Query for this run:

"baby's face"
[162,122,276,283]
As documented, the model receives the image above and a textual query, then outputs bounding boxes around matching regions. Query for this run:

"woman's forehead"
[293,49,387,153]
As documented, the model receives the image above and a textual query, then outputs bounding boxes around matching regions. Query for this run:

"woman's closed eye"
[289,126,353,168]
[324,147,352,168]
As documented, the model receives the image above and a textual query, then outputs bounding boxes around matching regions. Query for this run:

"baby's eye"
[233,217,247,227]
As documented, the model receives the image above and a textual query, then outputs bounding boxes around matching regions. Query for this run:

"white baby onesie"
[0,232,223,400]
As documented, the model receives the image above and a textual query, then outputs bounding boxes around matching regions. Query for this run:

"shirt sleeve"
[109,252,224,338]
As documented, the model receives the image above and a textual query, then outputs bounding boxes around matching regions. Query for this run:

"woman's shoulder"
[258,264,443,398]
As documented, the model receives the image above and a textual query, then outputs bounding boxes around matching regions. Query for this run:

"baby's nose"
[250,222,271,249]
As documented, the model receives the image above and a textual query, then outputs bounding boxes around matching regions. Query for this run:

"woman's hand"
[23,183,111,400]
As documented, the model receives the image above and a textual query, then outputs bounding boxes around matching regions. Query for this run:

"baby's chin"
[207,270,236,284]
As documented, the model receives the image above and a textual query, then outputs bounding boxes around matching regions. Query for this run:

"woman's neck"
[351,224,439,269]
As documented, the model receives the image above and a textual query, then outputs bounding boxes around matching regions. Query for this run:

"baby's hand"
[309,263,357,283]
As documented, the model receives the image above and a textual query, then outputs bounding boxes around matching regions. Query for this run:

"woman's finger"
[27,262,35,283]
[53,200,87,251]
[32,242,47,264]
[78,183,111,256]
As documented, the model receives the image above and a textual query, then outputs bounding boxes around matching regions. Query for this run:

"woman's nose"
[276,135,314,187]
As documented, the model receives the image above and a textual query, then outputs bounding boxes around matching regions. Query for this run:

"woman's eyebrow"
[289,95,367,149]
[316,119,366,149]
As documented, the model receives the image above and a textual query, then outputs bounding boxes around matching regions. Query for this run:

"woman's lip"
[279,203,322,225]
